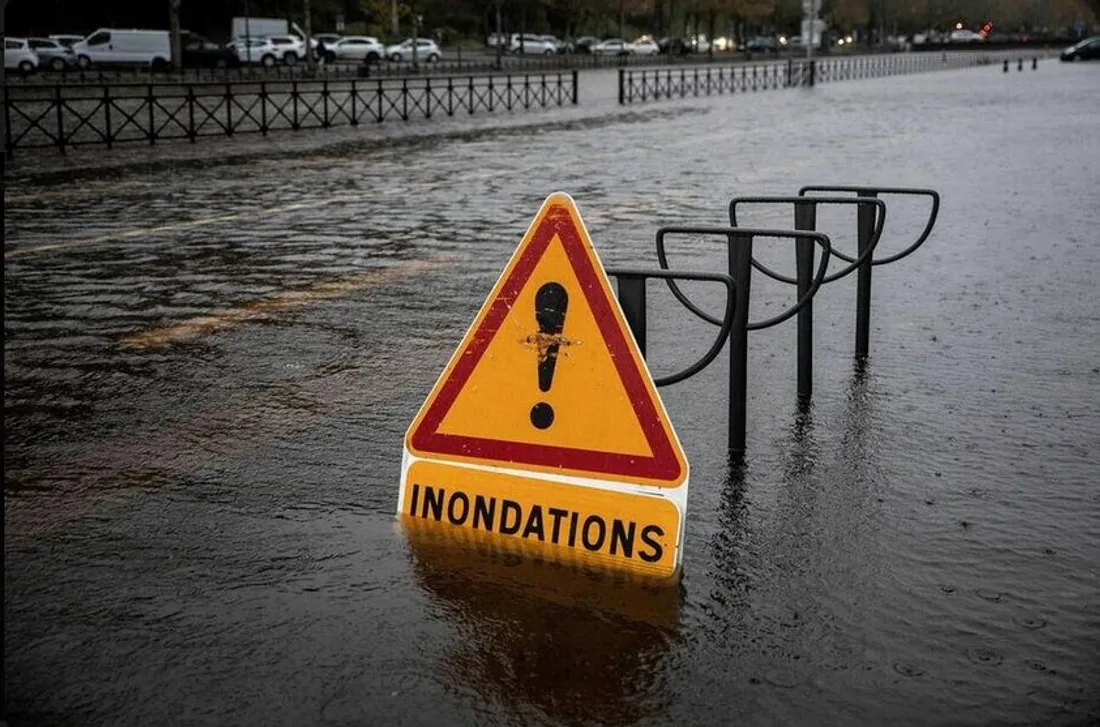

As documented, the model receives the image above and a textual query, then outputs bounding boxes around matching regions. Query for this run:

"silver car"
[384,38,443,62]
[28,37,77,71]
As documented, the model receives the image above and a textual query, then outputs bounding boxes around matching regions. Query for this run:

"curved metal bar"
[728,195,886,283]
[798,185,940,266]
[605,268,736,387]
[654,226,832,331]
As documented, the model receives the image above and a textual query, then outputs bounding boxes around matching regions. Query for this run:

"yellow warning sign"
[399,192,690,578]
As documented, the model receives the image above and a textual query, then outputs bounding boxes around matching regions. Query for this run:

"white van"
[72,29,171,69]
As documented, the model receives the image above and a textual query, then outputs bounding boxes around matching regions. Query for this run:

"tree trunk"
[169,0,182,71]
[304,0,313,66]
[707,8,715,59]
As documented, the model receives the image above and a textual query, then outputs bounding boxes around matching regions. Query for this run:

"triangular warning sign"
[405,193,687,488]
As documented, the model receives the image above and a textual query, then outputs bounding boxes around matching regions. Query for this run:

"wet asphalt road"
[4,61,1100,726]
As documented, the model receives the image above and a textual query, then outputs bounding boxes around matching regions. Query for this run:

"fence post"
[147,84,155,145]
[425,77,432,118]
[447,77,454,116]
[7,88,20,158]
[103,85,113,149]
[809,60,816,87]
[401,78,408,121]
[187,85,196,142]
[855,192,878,359]
[618,68,625,105]
[571,69,578,105]
[470,76,476,114]
[261,82,268,134]
[323,79,330,127]
[794,200,817,402]
[348,79,359,124]
[54,85,66,155]
[225,83,233,136]
[292,80,300,129]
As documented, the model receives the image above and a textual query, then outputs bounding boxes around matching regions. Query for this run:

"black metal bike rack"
[653,227,833,456]
[604,269,737,387]
[600,186,938,459]
[798,186,940,359]
[728,195,887,400]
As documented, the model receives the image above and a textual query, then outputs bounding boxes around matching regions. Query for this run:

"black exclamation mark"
[530,282,568,430]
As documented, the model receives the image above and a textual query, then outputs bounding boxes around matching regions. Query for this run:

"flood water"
[4,61,1100,726]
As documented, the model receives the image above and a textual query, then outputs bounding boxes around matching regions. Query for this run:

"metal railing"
[618,51,1019,104]
[606,183,940,457]
[4,71,579,156]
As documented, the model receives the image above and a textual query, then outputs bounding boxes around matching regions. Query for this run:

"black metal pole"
[616,275,647,358]
[794,200,817,402]
[855,192,877,359]
[728,232,754,457]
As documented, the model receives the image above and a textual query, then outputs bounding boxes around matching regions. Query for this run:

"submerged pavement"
[4,60,1099,726]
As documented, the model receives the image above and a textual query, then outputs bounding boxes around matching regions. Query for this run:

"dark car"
[573,36,600,53]
[27,37,77,70]
[657,36,694,55]
[182,36,240,68]
[1060,35,1100,61]
[744,36,778,54]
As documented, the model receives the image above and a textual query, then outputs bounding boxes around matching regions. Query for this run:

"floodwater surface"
[4,61,1100,726]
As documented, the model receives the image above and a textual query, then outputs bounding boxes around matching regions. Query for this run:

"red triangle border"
[409,202,683,483]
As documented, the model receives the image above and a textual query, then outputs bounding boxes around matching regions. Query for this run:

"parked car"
[574,36,601,53]
[538,35,563,51]
[313,33,343,47]
[744,36,778,53]
[949,29,985,42]
[324,36,385,63]
[631,39,661,55]
[4,37,40,73]
[385,38,442,62]
[658,36,694,55]
[591,39,631,56]
[27,37,77,70]
[71,29,172,69]
[486,32,508,48]
[509,34,556,54]
[49,34,85,48]
[181,35,239,68]
[1060,35,1100,60]
[266,35,307,64]
[230,37,282,67]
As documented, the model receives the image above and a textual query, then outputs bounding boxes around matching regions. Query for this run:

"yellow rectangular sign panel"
[401,459,681,578]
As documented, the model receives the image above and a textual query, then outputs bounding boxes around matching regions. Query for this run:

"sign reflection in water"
[401,516,683,725]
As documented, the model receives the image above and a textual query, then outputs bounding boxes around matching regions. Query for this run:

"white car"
[385,38,442,62]
[630,39,661,55]
[230,38,282,67]
[266,35,308,64]
[949,29,985,42]
[591,39,631,56]
[323,36,385,63]
[4,37,40,73]
[509,34,557,54]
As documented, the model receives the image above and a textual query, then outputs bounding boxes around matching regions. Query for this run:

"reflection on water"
[402,517,681,726]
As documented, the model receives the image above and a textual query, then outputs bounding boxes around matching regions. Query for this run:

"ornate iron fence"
[4,71,579,156]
